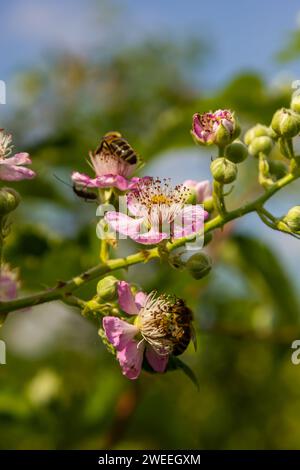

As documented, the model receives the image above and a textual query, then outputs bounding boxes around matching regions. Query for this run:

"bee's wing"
[191,324,198,352]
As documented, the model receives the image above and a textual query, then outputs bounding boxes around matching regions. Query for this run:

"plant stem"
[213,180,226,216]
[100,239,109,263]
[0,170,299,316]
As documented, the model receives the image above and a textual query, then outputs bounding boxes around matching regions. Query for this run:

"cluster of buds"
[244,124,274,159]
[192,109,246,186]
[192,98,300,200]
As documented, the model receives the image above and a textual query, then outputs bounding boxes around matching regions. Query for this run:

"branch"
[0,169,299,316]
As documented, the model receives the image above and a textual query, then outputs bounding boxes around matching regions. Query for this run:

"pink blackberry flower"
[191,109,236,146]
[0,129,35,181]
[103,281,193,380]
[72,132,145,191]
[105,178,208,245]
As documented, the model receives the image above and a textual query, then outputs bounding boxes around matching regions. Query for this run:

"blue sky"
[2,0,300,89]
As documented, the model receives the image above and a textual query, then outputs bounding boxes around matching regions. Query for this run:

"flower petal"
[117,340,145,380]
[195,180,212,203]
[134,291,147,310]
[184,179,212,203]
[105,212,144,238]
[0,164,35,181]
[0,152,32,166]
[132,228,168,245]
[145,346,168,373]
[173,205,208,239]
[72,172,145,191]
[127,176,151,189]
[192,113,203,138]
[127,192,145,217]
[103,316,138,350]
[117,281,139,315]
[71,172,98,187]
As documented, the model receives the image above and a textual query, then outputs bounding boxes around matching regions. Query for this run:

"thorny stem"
[0,169,299,316]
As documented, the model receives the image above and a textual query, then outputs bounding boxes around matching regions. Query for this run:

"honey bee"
[171,299,197,356]
[95,131,139,165]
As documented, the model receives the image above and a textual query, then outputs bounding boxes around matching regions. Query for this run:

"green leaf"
[167,356,199,390]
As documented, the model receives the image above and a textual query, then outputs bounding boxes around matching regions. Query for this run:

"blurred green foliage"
[1,11,300,450]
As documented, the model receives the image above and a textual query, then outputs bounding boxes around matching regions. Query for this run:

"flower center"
[0,130,13,159]
[150,194,172,205]
[130,178,191,226]
[138,292,193,355]
[199,113,216,132]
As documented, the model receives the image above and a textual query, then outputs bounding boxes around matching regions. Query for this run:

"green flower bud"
[186,253,212,280]
[267,160,288,180]
[244,124,273,145]
[203,197,214,213]
[210,158,237,184]
[225,140,248,163]
[248,136,273,158]
[291,94,300,114]
[168,252,186,270]
[96,275,118,301]
[214,116,240,147]
[0,188,21,216]
[271,108,300,138]
[283,206,300,232]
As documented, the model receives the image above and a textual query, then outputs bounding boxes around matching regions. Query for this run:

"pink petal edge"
[117,281,139,315]
[117,340,145,380]
[145,346,169,373]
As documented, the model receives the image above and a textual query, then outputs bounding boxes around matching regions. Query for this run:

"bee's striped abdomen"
[109,138,138,164]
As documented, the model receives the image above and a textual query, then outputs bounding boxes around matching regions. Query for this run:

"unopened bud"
[168,252,186,270]
[271,108,300,138]
[267,160,287,180]
[210,158,237,184]
[225,140,248,163]
[248,136,273,158]
[244,124,273,145]
[283,206,300,232]
[96,275,118,301]
[0,188,20,216]
[215,116,240,147]
[186,253,212,280]
[291,94,300,114]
